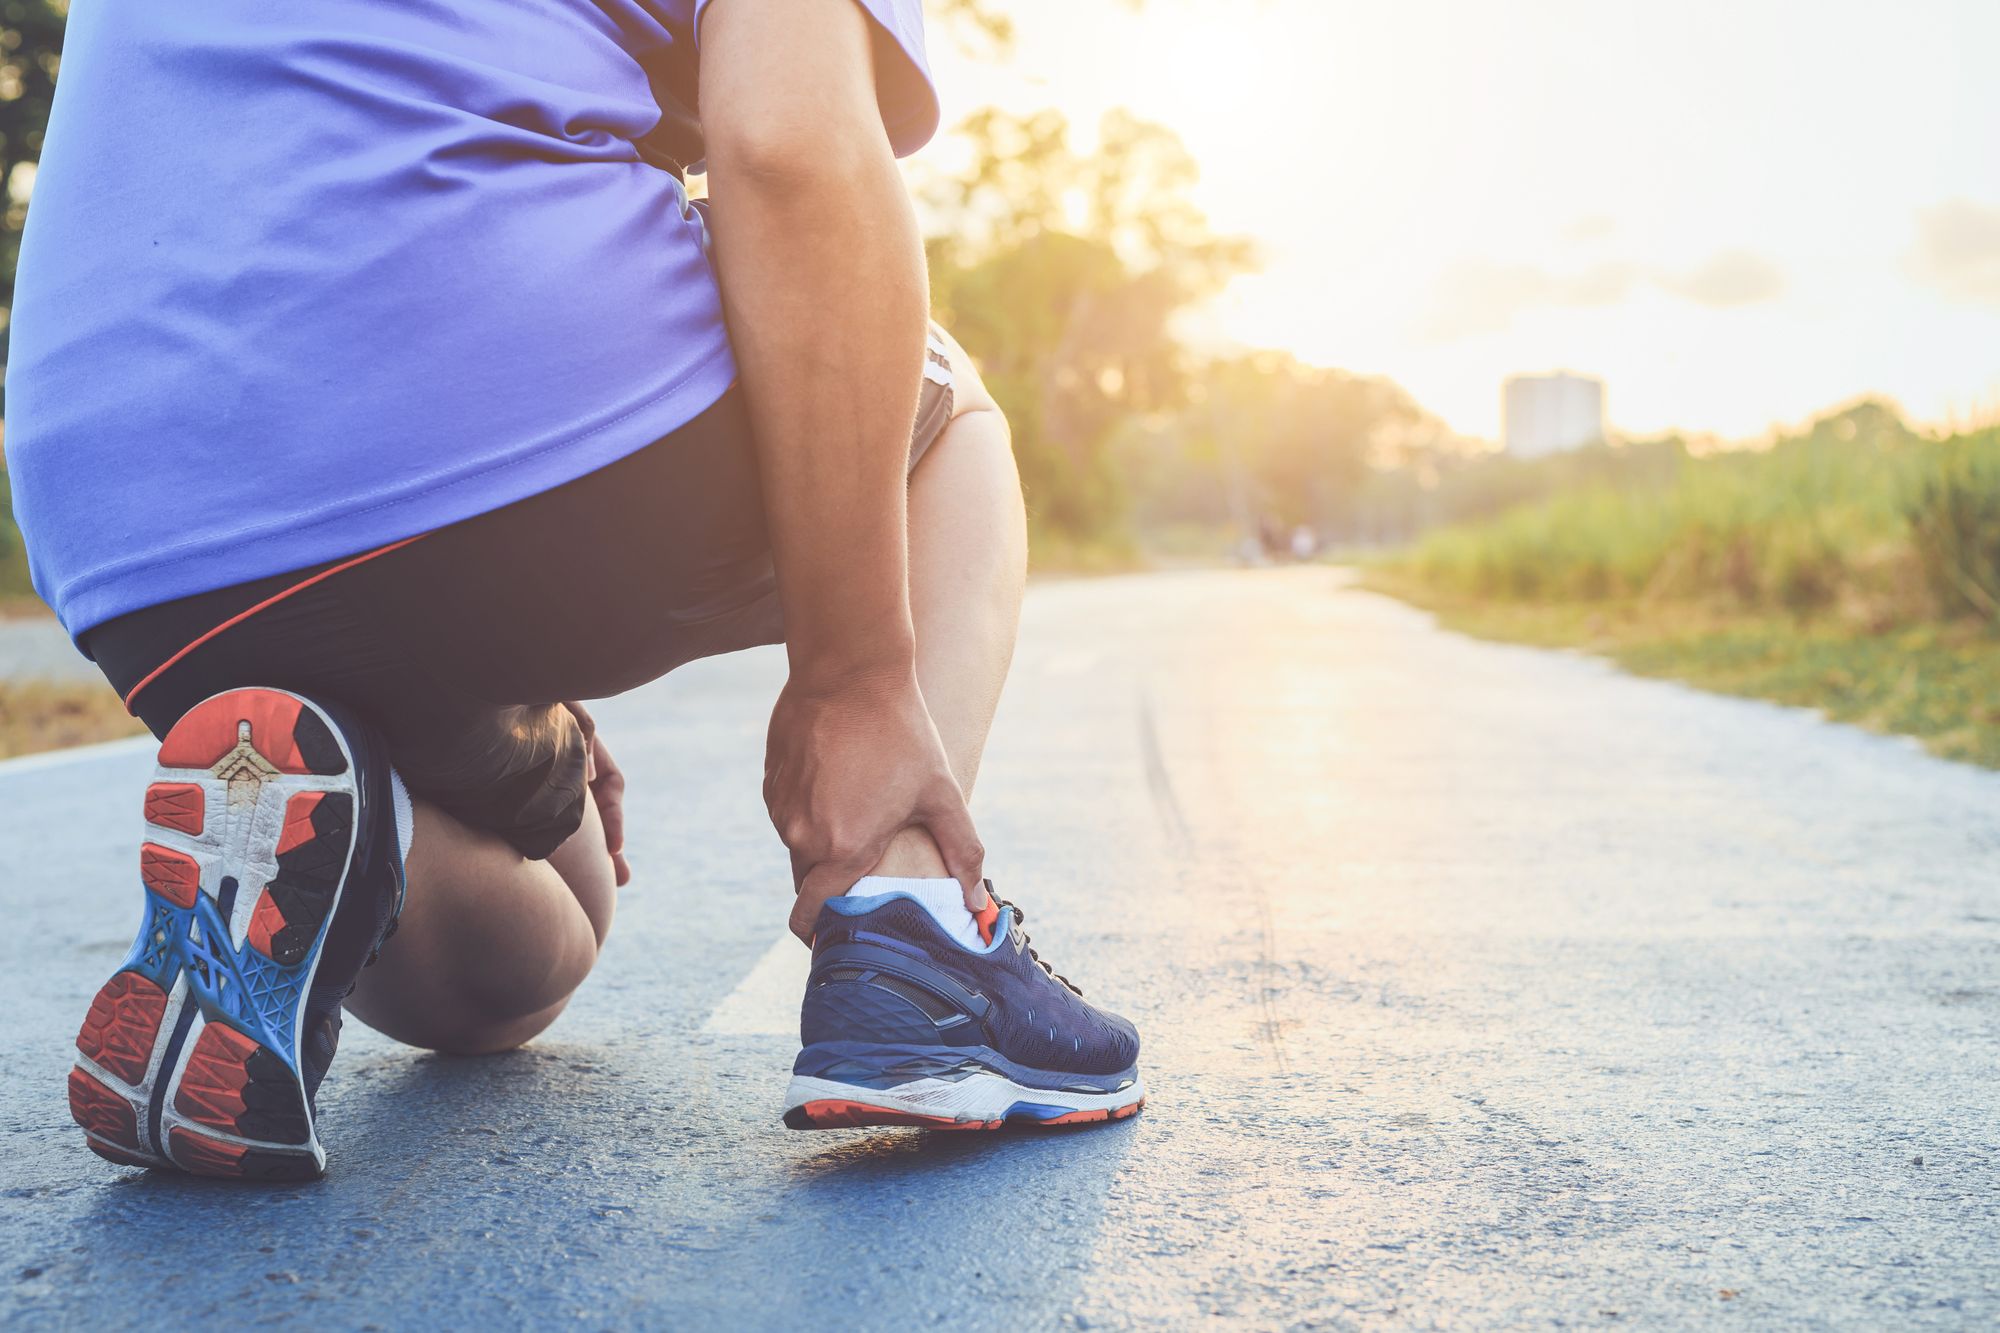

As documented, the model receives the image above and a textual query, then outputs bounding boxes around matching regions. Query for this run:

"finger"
[921,794,987,907]
[612,850,633,888]
[587,771,624,855]
[592,734,624,785]
[596,787,625,857]
[791,860,866,943]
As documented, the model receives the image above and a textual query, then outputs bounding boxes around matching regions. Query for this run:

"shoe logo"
[211,720,280,809]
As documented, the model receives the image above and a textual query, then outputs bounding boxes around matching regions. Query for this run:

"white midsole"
[783,1071,1145,1121]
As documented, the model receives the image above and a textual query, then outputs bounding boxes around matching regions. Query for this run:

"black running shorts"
[85,330,958,859]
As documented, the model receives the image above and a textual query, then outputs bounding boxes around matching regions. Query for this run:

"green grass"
[1369,404,2000,769]
[1394,405,2000,629]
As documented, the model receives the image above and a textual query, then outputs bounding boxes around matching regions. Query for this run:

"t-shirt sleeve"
[694,0,941,158]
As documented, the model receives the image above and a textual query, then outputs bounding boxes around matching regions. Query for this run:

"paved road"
[0,614,95,684]
[2,568,1996,1328]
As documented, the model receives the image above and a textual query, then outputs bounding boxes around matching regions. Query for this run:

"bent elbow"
[706,115,883,195]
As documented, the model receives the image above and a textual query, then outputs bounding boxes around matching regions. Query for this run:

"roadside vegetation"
[0,469,36,607]
[0,679,142,759]
[0,472,144,756]
[1371,403,2000,767]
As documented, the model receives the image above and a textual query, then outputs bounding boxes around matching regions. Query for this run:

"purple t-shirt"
[6,0,937,635]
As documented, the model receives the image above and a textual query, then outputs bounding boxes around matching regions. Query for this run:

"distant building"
[1503,372,1605,456]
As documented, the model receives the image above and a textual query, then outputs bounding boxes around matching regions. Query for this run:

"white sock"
[845,876,983,950]
[388,768,415,866]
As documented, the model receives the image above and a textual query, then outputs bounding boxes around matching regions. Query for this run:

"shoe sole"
[68,688,361,1180]
[781,1072,1146,1131]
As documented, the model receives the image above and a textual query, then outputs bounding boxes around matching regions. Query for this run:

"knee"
[411,1000,573,1057]
[355,975,581,1056]
[953,400,1013,455]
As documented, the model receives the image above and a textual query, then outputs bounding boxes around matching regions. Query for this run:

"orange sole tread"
[167,1127,247,1176]
[67,1068,144,1153]
[155,688,343,776]
[139,843,201,908]
[143,782,205,835]
[75,972,169,1086]
[172,1022,258,1133]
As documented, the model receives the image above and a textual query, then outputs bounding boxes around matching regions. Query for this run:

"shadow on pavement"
[709,1117,1146,1324]
[785,1114,1144,1183]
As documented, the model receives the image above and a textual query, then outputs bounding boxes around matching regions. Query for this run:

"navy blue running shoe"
[783,884,1144,1130]
[67,687,405,1180]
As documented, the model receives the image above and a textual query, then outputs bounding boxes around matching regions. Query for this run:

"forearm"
[704,107,928,688]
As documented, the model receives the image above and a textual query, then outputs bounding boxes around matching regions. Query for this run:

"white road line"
[0,734,153,777]
[702,933,810,1036]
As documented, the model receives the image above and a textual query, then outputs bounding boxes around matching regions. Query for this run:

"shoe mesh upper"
[812,897,1140,1077]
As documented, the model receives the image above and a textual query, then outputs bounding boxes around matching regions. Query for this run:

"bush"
[1386,404,2000,632]
[1905,430,2000,625]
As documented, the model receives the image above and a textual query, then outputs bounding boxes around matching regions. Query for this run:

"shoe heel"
[163,1018,320,1180]
[781,1045,1012,1132]
[69,687,358,1180]
[172,1019,312,1145]
[71,971,171,1165]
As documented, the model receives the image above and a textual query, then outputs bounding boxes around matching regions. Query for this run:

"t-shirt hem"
[50,346,740,639]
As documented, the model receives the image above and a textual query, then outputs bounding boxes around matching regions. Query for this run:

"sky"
[922,0,2000,442]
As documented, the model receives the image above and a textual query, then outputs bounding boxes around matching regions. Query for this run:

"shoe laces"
[993,896,1082,996]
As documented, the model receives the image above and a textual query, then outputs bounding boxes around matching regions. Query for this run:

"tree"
[932,0,1015,53]
[1122,353,1452,543]
[0,0,63,318]
[1209,354,1434,530]
[923,108,1254,544]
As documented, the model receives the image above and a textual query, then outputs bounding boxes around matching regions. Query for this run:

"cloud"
[1663,248,1786,308]
[1422,258,1640,338]
[1563,214,1619,243]
[1909,199,2000,307]
[1422,247,1785,339]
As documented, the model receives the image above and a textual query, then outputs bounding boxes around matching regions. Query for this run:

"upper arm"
[696,0,939,174]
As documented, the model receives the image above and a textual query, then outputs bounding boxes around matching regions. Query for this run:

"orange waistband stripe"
[121,536,426,714]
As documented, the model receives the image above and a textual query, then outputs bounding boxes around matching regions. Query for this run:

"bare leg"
[344,793,614,1054]
[342,334,1018,1047]
[870,333,1026,878]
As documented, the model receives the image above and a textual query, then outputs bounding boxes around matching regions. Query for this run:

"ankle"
[866,826,950,879]
[844,874,983,950]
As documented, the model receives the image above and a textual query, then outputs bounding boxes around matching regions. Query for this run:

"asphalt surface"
[2,568,1996,1328]
[0,615,95,684]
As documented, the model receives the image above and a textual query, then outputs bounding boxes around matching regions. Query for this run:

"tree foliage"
[924,108,1253,542]
[0,0,63,317]
[1209,354,1438,529]
[1118,352,1455,542]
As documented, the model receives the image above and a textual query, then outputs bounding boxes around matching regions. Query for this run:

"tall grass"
[1907,433,2000,623]
[1395,403,2000,632]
